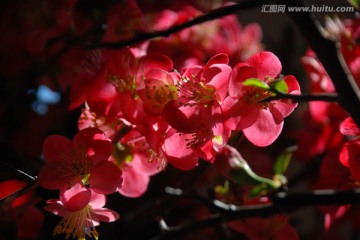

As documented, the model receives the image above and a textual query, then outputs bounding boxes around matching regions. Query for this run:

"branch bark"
[84,0,266,49]
[152,188,360,240]
[276,0,360,127]
[261,92,339,103]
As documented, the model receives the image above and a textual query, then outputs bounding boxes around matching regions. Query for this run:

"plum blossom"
[37,128,122,197]
[45,190,119,240]
[223,51,300,146]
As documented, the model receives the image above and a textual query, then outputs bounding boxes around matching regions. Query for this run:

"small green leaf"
[248,183,271,198]
[269,79,288,93]
[243,78,270,90]
[229,156,277,188]
[229,168,263,185]
[348,0,360,9]
[273,145,298,175]
[215,181,230,195]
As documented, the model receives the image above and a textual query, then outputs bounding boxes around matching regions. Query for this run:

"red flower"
[84,49,174,125]
[45,190,119,240]
[111,128,163,197]
[37,128,122,196]
[223,51,300,146]
[0,180,44,240]
[338,117,360,181]
[228,215,299,240]
[161,54,232,164]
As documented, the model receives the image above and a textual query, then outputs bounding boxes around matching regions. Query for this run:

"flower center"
[145,148,167,170]
[112,141,134,168]
[57,146,94,186]
[75,50,103,75]
[244,86,273,109]
[54,206,98,240]
[144,81,178,108]
[177,76,216,108]
[184,125,213,149]
[109,74,138,97]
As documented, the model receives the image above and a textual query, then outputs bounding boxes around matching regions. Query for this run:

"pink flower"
[37,128,122,196]
[45,190,119,240]
[137,69,179,116]
[0,180,44,240]
[228,215,299,240]
[85,49,174,126]
[111,128,163,197]
[161,54,232,164]
[223,51,300,146]
[339,117,360,181]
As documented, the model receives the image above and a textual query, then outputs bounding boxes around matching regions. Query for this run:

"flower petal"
[205,63,232,101]
[118,165,149,197]
[243,109,283,147]
[44,199,68,217]
[43,135,72,164]
[90,161,122,194]
[163,129,199,170]
[91,208,120,222]
[222,97,259,131]
[88,191,106,208]
[0,180,27,201]
[347,141,360,180]
[340,117,360,137]
[228,64,257,98]
[247,51,282,79]
[60,182,91,212]
[73,128,113,166]
[37,163,73,190]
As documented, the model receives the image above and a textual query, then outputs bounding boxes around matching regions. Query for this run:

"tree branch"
[85,0,266,49]
[152,188,360,240]
[276,0,360,127]
[0,160,36,182]
[260,92,339,103]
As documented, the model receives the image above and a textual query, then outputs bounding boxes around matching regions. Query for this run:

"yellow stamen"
[54,206,99,240]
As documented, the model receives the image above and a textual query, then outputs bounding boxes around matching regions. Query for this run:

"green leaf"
[229,168,263,185]
[242,78,270,90]
[273,145,298,175]
[269,79,288,93]
[229,156,277,188]
[214,181,230,196]
[248,183,272,198]
[348,0,360,9]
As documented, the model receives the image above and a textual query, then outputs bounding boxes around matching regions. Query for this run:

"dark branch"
[85,0,266,49]
[152,188,360,240]
[276,0,360,127]
[260,92,339,103]
[0,160,36,182]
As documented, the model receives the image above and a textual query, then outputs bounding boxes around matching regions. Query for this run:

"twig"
[0,160,36,182]
[152,188,360,240]
[276,0,360,127]
[85,0,266,49]
[260,92,339,103]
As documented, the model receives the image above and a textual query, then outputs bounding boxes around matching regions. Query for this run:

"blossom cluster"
[2,0,360,239]
[11,1,301,238]
[37,47,300,238]
[22,0,301,235]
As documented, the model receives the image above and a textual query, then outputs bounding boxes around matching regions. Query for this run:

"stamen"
[176,76,216,108]
[144,81,178,108]
[109,74,137,94]
[75,50,103,75]
[184,125,213,149]
[54,206,98,240]
[56,145,94,186]
[108,55,141,98]
[145,149,167,170]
